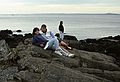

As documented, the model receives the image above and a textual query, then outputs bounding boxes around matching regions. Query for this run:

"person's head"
[32,27,40,35]
[60,21,63,25]
[41,24,47,33]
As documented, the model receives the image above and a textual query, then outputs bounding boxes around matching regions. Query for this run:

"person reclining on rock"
[40,24,72,50]
[40,24,74,57]
[32,27,74,57]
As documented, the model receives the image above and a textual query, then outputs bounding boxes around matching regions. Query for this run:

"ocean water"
[0,14,120,40]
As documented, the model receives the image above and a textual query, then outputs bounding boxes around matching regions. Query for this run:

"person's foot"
[61,51,75,58]
[55,50,63,56]
[67,53,75,58]
[44,43,49,49]
[67,47,72,50]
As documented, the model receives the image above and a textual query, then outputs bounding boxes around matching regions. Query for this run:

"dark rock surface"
[0,38,120,82]
[65,35,120,67]
[55,33,78,41]
[16,30,22,32]
[0,29,120,82]
[0,29,13,34]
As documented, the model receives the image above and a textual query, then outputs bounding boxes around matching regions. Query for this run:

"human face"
[41,27,47,33]
[35,30,39,35]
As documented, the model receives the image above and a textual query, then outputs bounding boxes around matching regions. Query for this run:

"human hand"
[40,44,44,47]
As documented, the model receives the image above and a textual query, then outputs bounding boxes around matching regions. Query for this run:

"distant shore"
[0,13,120,15]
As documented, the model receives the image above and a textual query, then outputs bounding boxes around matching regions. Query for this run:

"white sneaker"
[44,42,49,49]
[67,54,75,57]
[55,50,63,56]
[61,52,75,58]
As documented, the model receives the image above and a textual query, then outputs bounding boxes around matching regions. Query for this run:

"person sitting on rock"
[40,24,72,50]
[32,27,48,48]
[40,24,74,57]
[32,27,74,57]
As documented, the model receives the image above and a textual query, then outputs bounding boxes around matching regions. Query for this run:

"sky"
[0,0,120,14]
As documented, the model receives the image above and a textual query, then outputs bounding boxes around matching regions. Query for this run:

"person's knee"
[52,38,58,42]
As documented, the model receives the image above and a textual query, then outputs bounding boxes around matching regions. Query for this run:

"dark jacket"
[32,34,48,47]
[59,24,64,33]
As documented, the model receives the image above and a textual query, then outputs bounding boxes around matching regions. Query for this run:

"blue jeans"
[44,38,59,50]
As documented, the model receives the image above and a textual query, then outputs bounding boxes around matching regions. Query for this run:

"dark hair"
[41,24,47,29]
[60,21,63,25]
[32,27,39,35]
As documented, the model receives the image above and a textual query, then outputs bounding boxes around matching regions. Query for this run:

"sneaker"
[55,50,63,56]
[61,51,74,58]
[44,42,49,50]
[67,54,75,58]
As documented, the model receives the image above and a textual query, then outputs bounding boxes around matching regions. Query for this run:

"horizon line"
[0,12,120,15]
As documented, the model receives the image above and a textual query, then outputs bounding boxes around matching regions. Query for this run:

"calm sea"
[0,14,120,40]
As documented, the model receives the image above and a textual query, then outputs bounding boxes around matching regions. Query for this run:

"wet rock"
[0,30,13,34]
[24,33,33,38]
[16,30,22,32]
[114,35,120,40]
[102,35,120,40]
[64,40,80,49]
[85,39,97,43]
[55,33,78,41]
[64,35,78,41]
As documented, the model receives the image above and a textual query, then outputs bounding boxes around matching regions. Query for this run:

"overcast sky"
[0,0,120,14]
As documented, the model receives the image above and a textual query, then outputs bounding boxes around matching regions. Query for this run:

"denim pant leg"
[47,38,59,50]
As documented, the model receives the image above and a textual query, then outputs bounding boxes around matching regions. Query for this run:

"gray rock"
[17,57,109,82]
[14,70,41,82]
[0,40,10,59]
[70,49,120,71]
[0,38,120,82]
[75,67,120,82]
[0,66,18,81]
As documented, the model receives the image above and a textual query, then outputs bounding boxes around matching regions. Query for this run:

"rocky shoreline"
[0,29,120,82]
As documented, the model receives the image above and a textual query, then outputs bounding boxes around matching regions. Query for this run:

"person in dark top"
[59,21,64,40]
[32,27,48,48]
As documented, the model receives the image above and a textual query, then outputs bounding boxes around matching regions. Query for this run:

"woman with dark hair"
[32,27,48,48]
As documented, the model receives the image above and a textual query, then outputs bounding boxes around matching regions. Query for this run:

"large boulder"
[75,67,120,82]
[17,57,111,82]
[74,36,120,66]
[55,33,78,41]
[0,40,10,57]
[70,49,120,71]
